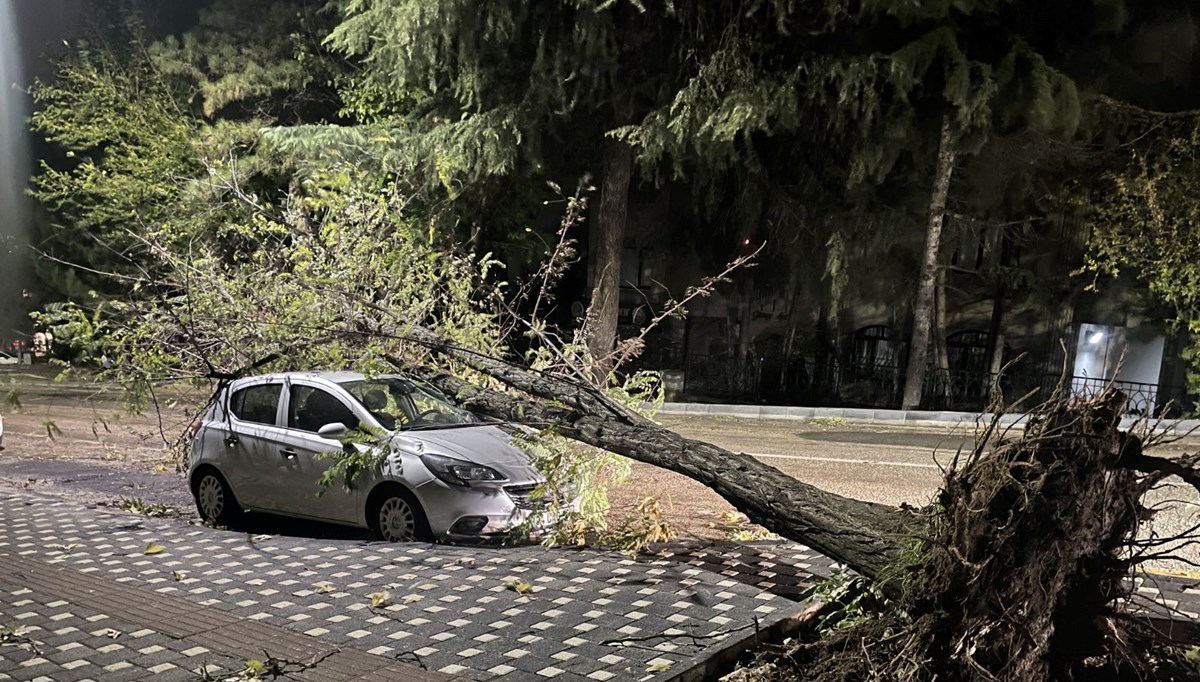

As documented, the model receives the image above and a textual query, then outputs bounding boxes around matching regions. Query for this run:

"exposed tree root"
[730,390,1200,682]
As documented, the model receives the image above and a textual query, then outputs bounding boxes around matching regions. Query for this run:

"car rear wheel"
[371,489,431,542]
[193,470,242,527]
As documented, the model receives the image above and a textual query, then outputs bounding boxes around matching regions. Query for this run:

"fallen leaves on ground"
[506,579,533,595]
[142,542,164,555]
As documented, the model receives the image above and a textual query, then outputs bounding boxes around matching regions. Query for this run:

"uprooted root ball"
[740,391,1200,682]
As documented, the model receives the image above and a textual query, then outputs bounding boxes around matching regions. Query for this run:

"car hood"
[398,424,533,466]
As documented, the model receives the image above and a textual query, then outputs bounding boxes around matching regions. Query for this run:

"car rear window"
[230,384,281,425]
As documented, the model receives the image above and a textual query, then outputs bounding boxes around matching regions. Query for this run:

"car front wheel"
[193,470,242,527]
[372,489,430,542]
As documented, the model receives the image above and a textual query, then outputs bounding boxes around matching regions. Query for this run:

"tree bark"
[934,268,950,374]
[932,267,950,401]
[986,282,1007,399]
[396,325,917,582]
[586,136,634,376]
[902,118,957,410]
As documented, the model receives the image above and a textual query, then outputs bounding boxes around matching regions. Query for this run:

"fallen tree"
[406,329,1200,681]
[47,256,1200,681]
[32,166,1200,681]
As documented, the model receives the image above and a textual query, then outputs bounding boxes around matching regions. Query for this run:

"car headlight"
[420,453,505,487]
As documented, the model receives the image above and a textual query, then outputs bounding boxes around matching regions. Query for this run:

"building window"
[852,325,900,368]
[946,330,990,374]
[620,248,662,289]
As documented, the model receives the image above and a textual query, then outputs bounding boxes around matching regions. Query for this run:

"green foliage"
[812,565,906,631]
[1082,126,1200,396]
[327,0,650,120]
[620,19,1080,189]
[30,3,347,302]
[35,168,502,406]
[241,659,266,679]
[148,0,342,121]
[501,372,666,551]
[29,39,199,297]
[510,426,632,546]
[601,496,674,554]
[29,7,669,542]
[314,425,388,493]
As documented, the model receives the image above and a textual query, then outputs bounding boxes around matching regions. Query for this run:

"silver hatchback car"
[189,371,544,542]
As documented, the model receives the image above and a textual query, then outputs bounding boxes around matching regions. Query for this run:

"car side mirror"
[317,422,348,439]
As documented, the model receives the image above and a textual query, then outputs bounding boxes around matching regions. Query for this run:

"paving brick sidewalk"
[2,488,1196,682]
[0,490,809,681]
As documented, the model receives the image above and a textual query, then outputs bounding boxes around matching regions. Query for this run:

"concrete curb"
[658,402,1200,435]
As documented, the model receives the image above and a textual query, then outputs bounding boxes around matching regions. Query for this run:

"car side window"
[229,384,281,425]
[289,386,360,433]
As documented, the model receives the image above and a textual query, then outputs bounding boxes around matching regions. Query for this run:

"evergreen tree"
[317,0,686,370]
[308,0,1095,395]
[618,1,1090,408]
[29,1,345,299]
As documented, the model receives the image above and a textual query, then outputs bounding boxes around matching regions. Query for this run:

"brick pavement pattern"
[0,490,806,681]
[0,552,454,682]
[3,487,1195,681]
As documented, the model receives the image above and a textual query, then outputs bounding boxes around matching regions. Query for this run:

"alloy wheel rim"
[379,497,416,542]
[198,476,224,520]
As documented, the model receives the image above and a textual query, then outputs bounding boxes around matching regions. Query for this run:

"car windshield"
[338,377,480,431]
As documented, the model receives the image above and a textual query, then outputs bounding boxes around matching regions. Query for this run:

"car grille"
[504,484,538,510]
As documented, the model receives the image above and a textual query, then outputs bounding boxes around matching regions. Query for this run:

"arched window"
[853,325,900,368]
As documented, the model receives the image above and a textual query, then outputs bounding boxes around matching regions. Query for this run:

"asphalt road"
[659,415,969,507]
[657,414,1200,575]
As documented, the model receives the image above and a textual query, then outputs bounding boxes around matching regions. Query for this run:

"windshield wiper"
[397,421,486,432]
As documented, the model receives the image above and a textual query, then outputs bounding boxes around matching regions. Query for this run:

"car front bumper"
[416,479,544,542]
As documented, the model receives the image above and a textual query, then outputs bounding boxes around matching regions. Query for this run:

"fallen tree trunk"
[386,324,919,582]
[413,366,915,580]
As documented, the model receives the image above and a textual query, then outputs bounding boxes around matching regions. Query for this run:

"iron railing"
[680,354,1192,416]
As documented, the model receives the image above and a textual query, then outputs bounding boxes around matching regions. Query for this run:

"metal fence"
[1068,376,1192,417]
[681,354,1192,417]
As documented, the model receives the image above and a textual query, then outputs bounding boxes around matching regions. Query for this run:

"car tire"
[192,469,242,527]
[370,487,431,542]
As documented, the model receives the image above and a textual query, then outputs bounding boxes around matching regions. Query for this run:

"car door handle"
[280,448,297,459]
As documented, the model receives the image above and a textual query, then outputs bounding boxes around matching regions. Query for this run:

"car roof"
[231,371,402,386]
